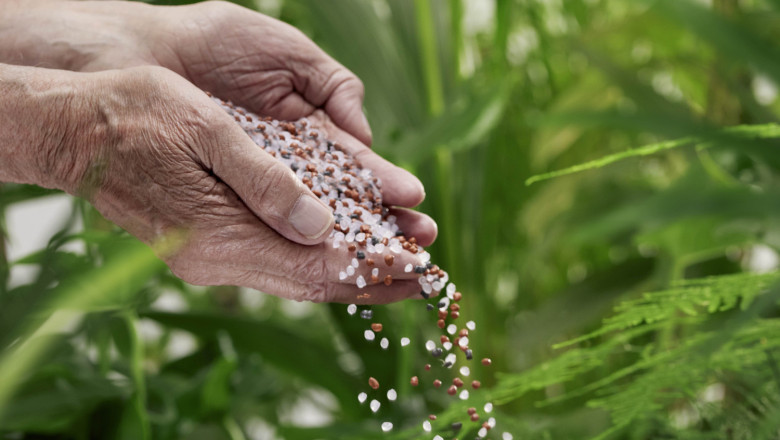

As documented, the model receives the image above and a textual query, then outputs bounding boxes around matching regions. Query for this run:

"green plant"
[3,0,780,439]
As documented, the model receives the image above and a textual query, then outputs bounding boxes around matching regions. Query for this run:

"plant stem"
[449,0,463,80]
[414,0,444,117]
[123,311,151,440]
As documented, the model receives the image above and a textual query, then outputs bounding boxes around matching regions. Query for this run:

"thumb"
[208,122,334,245]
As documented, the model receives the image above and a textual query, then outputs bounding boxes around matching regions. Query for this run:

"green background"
[2,0,780,438]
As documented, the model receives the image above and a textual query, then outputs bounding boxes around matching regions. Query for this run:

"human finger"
[308,110,426,208]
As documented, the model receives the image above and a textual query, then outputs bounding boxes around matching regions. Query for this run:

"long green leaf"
[526,123,780,185]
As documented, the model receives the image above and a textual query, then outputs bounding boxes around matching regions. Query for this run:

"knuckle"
[349,75,366,99]
[300,281,329,303]
[297,255,329,283]
[126,65,176,92]
[332,71,364,100]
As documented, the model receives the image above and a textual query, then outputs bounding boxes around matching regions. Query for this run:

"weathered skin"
[0,0,437,303]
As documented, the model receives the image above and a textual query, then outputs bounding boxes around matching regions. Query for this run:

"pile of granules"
[213,95,511,440]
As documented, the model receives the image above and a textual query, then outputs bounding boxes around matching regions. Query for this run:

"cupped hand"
[45,66,428,303]
[0,0,439,302]
[0,0,436,233]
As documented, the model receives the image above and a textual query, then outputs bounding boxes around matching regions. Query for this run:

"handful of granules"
[213,95,510,440]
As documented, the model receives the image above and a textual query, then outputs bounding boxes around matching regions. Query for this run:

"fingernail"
[289,195,333,239]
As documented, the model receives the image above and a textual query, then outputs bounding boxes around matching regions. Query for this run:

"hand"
[0,1,438,303]
[0,0,436,243]
[0,64,429,303]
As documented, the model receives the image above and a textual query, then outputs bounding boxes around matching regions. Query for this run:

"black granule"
[438,301,446,308]
[431,348,443,357]
[426,304,435,311]
[356,251,365,259]
[350,214,360,219]
[414,266,426,274]
[443,361,453,368]
[281,152,290,158]
[466,349,473,360]
[371,237,380,245]
[452,422,462,431]
[420,290,430,299]
[326,140,334,150]
[395,230,405,236]
[290,162,299,171]
[427,262,435,269]
[360,310,373,320]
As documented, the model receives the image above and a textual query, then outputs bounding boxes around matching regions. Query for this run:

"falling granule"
[433,435,443,440]
[502,432,514,440]
[484,402,493,413]
[214,96,507,439]
[369,377,380,390]
[444,353,456,366]
[387,388,397,401]
[410,376,419,386]
[488,417,496,428]
[478,427,488,438]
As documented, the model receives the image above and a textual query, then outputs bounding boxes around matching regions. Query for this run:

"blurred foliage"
[3,0,780,438]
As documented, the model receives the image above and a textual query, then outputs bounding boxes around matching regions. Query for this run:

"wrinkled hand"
[0,1,437,302]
